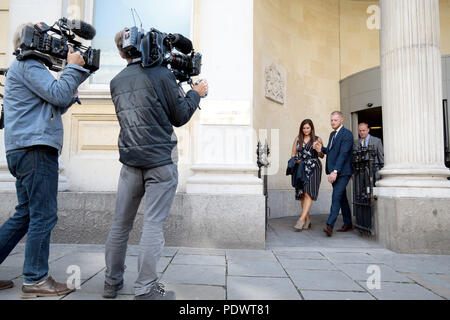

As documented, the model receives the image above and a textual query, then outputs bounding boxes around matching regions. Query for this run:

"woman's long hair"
[298,119,317,151]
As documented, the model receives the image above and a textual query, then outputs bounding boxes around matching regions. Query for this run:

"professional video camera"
[14,18,101,72]
[122,26,202,84]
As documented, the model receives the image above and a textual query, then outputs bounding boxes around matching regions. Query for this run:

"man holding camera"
[0,24,91,298]
[103,29,208,300]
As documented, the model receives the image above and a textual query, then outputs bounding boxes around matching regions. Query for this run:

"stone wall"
[0,192,266,249]
[253,0,340,192]
[339,0,380,80]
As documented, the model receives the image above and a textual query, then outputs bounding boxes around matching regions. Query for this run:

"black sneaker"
[134,283,176,300]
[103,280,124,299]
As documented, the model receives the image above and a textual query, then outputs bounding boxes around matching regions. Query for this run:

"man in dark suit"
[314,111,354,237]
[355,123,384,181]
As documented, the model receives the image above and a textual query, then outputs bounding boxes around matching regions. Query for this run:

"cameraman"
[0,23,91,298]
[103,28,208,300]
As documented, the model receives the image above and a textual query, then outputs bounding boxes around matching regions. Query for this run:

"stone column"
[164,0,266,249]
[186,0,262,195]
[375,0,450,254]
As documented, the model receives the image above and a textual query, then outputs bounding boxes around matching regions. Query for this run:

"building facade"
[0,0,449,253]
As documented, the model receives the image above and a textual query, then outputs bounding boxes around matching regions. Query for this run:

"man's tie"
[329,131,337,149]
[361,138,366,147]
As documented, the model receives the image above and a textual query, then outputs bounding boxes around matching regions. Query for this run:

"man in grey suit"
[355,123,384,181]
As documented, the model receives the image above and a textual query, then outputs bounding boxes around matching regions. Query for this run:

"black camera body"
[123,27,202,83]
[15,18,100,73]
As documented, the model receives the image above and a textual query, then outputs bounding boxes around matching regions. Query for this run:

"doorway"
[353,107,383,142]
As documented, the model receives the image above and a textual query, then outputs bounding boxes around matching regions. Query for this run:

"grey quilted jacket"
[110,63,200,169]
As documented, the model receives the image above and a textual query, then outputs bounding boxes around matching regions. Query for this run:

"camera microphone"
[66,19,97,40]
[169,33,193,55]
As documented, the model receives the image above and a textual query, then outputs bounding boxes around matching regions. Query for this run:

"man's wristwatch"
[333,170,338,174]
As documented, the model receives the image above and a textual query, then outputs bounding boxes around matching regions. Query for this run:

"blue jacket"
[286,157,306,189]
[322,127,354,176]
[3,58,90,153]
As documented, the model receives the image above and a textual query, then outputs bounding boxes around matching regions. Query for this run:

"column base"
[377,167,450,189]
[374,187,450,254]
[0,165,69,192]
[186,164,263,195]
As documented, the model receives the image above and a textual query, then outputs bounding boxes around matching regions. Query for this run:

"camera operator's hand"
[193,80,208,98]
[67,45,85,67]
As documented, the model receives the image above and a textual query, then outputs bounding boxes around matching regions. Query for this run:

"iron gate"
[256,140,271,235]
[352,145,378,235]
[0,69,7,130]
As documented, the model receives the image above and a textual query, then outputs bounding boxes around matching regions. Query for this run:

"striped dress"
[296,139,323,201]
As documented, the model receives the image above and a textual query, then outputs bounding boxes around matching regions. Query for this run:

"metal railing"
[256,140,271,235]
[0,68,7,130]
[352,145,378,235]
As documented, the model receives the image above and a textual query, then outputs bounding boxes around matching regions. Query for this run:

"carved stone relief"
[265,64,286,105]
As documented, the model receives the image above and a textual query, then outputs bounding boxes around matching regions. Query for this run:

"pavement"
[0,215,449,300]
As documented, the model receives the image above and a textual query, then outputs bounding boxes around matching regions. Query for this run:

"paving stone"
[0,266,23,280]
[172,254,225,266]
[301,290,375,300]
[267,216,383,250]
[322,252,378,264]
[79,265,163,296]
[288,270,363,291]
[61,244,105,253]
[336,264,413,282]
[162,247,179,257]
[404,273,450,299]
[227,276,301,300]
[9,245,25,255]
[226,249,276,260]
[164,284,225,300]
[358,281,444,300]
[125,246,178,257]
[227,259,287,278]
[279,258,338,271]
[161,264,226,286]
[273,251,325,260]
[121,256,171,274]
[2,250,68,267]
[0,254,25,268]
[371,255,450,275]
[48,252,106,281]
[178,247,226,256]
[62,292,133,300]
[315,239,381,249]
[78,271,134,295]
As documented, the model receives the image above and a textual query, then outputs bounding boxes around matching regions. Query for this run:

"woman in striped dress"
[291,119,324,231]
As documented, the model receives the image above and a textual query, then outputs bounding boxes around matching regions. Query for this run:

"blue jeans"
[327,175,352,228]
[0,146,59,283]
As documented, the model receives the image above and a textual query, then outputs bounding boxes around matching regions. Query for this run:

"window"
[87,0,193,86]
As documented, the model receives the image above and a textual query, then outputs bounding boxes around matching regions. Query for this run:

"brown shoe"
[337,224,354,232]
[323,225,333,237]
[0,280,14,291]
[21,276,74,299]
